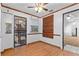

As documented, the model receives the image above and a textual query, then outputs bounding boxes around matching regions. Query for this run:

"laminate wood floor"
[1,41,79,56]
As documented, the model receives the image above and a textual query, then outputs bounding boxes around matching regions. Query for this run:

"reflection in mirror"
[64,9,79,54]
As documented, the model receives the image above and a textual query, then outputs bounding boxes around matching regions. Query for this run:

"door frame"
[14,15,27,48]
[62,9,79,50]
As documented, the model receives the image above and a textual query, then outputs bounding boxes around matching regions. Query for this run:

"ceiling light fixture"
[66,14,75,22]
[67,15,71,20]
[35,7,43,12]
[35,3,43,13]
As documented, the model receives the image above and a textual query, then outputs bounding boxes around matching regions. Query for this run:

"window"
[31,25,39,33]
[43,15,54,38]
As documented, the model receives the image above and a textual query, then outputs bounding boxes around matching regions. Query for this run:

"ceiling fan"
[27,3,48,13]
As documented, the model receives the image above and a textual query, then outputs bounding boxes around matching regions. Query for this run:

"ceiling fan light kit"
[27,3,48,13]
[35,7,43,12]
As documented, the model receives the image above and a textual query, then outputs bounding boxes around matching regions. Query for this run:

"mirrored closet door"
[14,16,27,47]
[63,9,79,54]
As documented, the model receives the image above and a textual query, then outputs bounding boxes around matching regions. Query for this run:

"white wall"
[0,4,2,52]
[41,14,62,48]
[40,4,79,49]
[1,7,42,52]
[27,17,42,43]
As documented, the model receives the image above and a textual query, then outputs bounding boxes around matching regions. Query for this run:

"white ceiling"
[2,3,73,17]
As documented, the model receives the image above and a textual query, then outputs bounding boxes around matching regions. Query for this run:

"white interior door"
[1,12,14,50]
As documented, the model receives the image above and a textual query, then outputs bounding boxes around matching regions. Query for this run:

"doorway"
[63,9,79,54]
[14,16,27,47]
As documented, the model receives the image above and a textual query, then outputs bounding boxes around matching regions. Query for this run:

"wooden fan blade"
[49,9,53,12]
[43,3,48,5]
[43,8,48,11]
[27,6,34,8]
